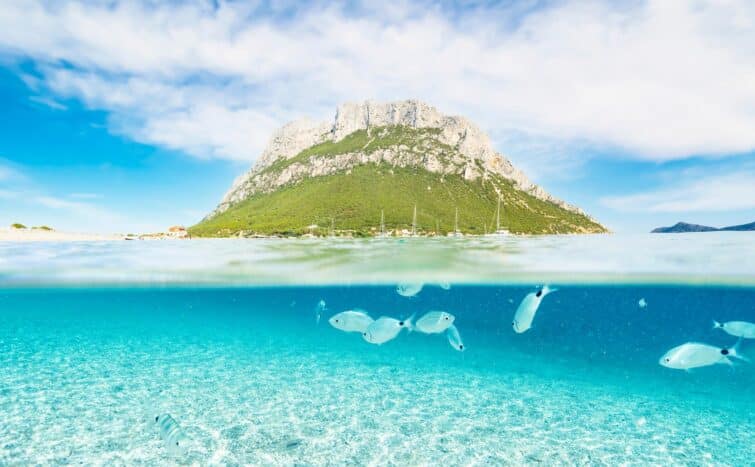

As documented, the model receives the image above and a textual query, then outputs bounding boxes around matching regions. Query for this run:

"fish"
[414,311,455,334]
[713,320,755,339]
[396,283,423,297]
[328,310,374,333]
[314,299,327,325]
[446,324,464,352]
[659,341,747,370]
[638,298,647,309]
[154,413,188,456]
[362,315,414,345]
[512,285,558,333]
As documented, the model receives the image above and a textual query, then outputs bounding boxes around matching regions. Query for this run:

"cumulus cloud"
[33,195,116,219]
[0,166,15,182]
[0,0,753,164]
[600,170,755,213]
[0,159,23,182]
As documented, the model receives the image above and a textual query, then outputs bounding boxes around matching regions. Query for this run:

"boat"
[448,207,463,237]
[411,204,418,236]
[378,210,389,237]
[487,194,510,237]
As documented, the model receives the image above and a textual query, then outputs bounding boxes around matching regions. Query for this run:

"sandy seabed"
[1,328,751,466]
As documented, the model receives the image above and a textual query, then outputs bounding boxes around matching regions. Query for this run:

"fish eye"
[444,316,449,320]
[399,321,404,326]
[176,442,179,446]
[664,358,669,362]
[459,345,464,350]
[721,349,729,355]
[155,416,159,422]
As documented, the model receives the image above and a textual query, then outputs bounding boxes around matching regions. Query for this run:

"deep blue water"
[1,285,754,465]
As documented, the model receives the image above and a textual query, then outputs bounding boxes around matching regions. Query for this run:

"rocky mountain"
[652,221,755,233]
[192,100,606,237]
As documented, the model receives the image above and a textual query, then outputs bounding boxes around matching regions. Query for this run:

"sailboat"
[487,193,510,237]
[379,210,388,237]
[411,204,418,236]
[448,207,463,237]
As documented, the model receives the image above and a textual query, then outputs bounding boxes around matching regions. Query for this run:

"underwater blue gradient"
[1,285,753,464]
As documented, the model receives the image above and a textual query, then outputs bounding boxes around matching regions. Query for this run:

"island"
[191,100,606,237]
[652,221,755,233]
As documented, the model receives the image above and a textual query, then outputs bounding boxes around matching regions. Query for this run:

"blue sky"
[1,0,754,233]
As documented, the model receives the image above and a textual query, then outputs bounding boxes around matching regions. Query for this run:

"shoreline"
[0,228,126,242]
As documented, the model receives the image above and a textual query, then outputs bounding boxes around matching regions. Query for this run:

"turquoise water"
[1,236,754,465]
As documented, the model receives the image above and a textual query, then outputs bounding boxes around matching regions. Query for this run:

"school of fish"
[328,283,752,371]
[148,284,751,460]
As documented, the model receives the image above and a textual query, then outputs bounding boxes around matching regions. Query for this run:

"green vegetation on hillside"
[262,126,454,175]
[191,164,606,237]
[10,223,26,229]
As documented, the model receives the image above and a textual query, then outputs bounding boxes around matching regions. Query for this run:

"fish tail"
[404,313,415,332]
[730,338,749,362]
[542,285,558,296]
[712,320,722,329]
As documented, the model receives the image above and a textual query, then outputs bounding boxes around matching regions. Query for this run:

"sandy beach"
[0,228,125,242]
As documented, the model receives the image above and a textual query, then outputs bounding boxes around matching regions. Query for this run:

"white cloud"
[28,95,67,110]
[600,170,755,213]
[0,189,18,199]
[33,195,117,218]
[0,160,23,182]
[69,192,102,199]
[0,0,754,164]
[0,166,14,182]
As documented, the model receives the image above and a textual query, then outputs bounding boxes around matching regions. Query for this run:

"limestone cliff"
[209,100,589,220]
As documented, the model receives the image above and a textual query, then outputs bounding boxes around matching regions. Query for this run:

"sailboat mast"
[496,194,501,231]
[454,207,459,234]
[380,210,385,236]
[412,204,417,235]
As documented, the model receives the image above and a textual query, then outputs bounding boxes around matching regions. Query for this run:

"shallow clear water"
[1,233,754,286]
[1,236,754,465]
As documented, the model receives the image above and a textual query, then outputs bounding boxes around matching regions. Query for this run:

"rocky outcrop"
[209,100,589,219]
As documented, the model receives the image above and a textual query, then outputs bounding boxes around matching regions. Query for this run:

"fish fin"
[712,320,722,330]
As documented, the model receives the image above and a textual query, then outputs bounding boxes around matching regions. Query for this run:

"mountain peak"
[215,99,584,218]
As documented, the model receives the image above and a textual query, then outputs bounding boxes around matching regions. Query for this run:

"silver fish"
[659,341,747,370]
[414,311,455,334]
[396,283,423,297]
[329,310,374,333]
[713,320,755,339]
[363,315,413,345]
[446,324,464,352]
[512,285,557,333]
[154,413,188,456]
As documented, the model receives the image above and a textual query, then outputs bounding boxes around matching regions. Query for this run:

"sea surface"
[1,234,754,465]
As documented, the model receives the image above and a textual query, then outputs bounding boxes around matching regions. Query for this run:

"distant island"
[651,221,755,233]
[191,100,606,237]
